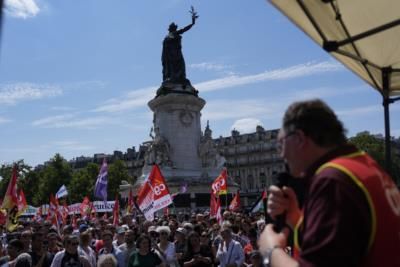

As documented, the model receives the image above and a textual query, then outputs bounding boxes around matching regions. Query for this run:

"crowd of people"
[0,210,268,267]
[1,99,400,267]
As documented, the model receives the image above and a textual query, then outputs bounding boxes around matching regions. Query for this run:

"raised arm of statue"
[177,6,198,34]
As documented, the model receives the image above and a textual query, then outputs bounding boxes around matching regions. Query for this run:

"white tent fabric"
[268,0,400,172]
[269,0,400,97]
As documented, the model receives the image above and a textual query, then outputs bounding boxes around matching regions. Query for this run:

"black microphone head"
[272,171,292,188]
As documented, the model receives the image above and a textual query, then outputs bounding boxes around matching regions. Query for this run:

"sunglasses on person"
[67,241,79,246]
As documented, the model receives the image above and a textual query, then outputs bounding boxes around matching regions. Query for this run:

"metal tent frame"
[269,0,400,174]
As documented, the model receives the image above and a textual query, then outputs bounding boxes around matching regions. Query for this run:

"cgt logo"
[212,178,225,194]
[152,183,167,196]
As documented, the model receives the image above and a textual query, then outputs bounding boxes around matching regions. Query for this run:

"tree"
[34,154,73,205]
[0,160,34,202]
[19,170,40,205]
[349,132,400,184]
[69,163,99,203]
[107,160,130,200]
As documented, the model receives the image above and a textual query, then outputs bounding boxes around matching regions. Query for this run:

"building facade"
[214,125,285,206]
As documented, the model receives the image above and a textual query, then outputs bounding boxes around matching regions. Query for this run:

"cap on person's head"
[147,226,157,233]
[48,226,58,234]
[183,222,194,230]
[116,227,126,235]
[175,227,187,236]
[79,224,89,233]
[156,226,171,235]
[221,221,232,232]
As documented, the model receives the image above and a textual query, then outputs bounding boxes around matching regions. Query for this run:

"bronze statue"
[162,6,198,84]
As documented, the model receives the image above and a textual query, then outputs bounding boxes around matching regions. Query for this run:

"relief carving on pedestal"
[145,126,172,167]
[179,110,193,127]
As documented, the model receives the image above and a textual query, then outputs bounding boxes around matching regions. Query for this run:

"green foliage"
[0,160,34,203]
[68,163,99,203]
[34,154,73,205]
[0,164,12,198]
[19,170,40,205]
[107,160,130,200]
[1,155,135,206]
[349,132,400,184]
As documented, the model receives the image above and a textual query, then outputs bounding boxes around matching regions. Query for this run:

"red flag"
[136,164,172,221]
[33,206,43,222]
[2,166,21,231]
[215,197,222,224]
[262,189,267,200]
[80,197,95,219]
[17,189,28,214]
[228,190,241,212]
[210,191,218,218]
[0,198,6,225]
[113,196,119,226]
[47,194,62,232]
[61,203,69,225]
[0,209,6,225]
[126,189,134,215]
[211,168,228,195]
[1,165,18,210]
[71,214,78,229]
[103,212,108,221]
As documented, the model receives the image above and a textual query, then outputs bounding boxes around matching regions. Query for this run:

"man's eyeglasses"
[67,241,79,246]
[277,131,297,153]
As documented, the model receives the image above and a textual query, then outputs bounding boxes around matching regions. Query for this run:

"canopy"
[269,0,400,172]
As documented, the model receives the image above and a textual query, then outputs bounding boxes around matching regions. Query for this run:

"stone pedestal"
[133,84,238,208]
[149,93,204,176]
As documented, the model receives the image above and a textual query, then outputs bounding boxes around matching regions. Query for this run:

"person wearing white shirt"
[216,222,244,267]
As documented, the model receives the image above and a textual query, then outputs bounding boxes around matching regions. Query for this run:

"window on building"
[260,172,266,188]
[247,174,254,189]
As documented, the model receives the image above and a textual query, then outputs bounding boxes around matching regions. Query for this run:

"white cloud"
[201,85,378,124]
[94,61,341,114]
[93,86,156,113]
[190,62,232,72]
[0,82,62,105]
[5,0,40,19]
[51,140,95,151]
[203,99,280,121]
[50,106,76,112]
[336,105,382,117]
[0,117,11,124]
[231,118,263,134]
[32,114,75,127]
[195,61,343,93]
[32,113,116,129]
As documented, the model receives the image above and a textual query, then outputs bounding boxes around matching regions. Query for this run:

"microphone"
[271,171,291,232]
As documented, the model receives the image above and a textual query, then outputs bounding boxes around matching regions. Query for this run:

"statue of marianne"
[162,6,198,84]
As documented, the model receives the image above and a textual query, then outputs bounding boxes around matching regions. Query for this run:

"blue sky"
[0,0,399,167]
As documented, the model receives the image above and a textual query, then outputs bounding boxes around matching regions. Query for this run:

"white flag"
[56,185,68,199]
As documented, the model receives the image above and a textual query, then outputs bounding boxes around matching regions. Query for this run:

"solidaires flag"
[94,159,108,204]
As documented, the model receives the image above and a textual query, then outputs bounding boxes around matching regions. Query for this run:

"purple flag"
[94,159,108,204]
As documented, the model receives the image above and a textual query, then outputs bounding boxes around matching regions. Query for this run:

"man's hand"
[267,185,301,228]
[258,224,289,254]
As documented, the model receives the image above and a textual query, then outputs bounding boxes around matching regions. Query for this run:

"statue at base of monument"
[162,6,198,85]
[145,127,172,167]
